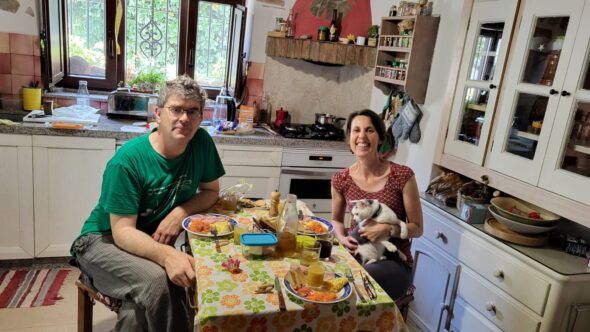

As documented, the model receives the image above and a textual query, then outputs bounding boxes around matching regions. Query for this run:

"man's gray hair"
[157,74,207,109]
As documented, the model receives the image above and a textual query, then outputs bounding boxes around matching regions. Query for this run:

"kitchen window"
[39,0,246,97]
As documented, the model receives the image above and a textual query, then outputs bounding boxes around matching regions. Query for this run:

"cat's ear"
[350,200,360,205]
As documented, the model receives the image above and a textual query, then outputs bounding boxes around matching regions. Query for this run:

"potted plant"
[367,25,379,47]
[127,70,165,93]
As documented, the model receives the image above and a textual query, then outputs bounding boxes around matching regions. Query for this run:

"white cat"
[350,199,408,265]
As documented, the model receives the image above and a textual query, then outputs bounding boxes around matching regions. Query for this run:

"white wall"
[249,0,295,62]
[0,0,38,35]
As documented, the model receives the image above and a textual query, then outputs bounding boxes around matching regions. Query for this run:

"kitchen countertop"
[0,109,350,150]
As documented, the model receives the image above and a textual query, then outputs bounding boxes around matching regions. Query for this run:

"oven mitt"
[392,98,423,143]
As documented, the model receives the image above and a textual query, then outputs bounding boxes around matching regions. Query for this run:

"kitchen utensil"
[274,276,287,311]
[274,107,289,129]
[490,197,560,224]
[484,218,548,247]
[345,267,367,303]
[211,228,221,253]
[488,205,557,234]
[361,271,377,300]
[314,113,346,128]
[260,123,279,135]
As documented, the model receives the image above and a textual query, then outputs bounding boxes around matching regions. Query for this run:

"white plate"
[283,273,352,304]
[298,216,334,236]
[182,214,237,237]
[489,206,557,235]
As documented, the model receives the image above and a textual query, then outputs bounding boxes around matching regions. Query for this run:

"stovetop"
[279,123,345,141]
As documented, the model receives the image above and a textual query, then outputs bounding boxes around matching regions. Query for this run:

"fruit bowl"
[490,197,560,225]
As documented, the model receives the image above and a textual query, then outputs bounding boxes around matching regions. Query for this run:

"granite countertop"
[0,109,350,150]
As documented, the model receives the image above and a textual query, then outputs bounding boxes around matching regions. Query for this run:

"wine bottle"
[329,9,339,42]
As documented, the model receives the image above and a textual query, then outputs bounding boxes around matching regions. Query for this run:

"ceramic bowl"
[490,197,560,225]
[339,37,349,44]
[488,205,557,234]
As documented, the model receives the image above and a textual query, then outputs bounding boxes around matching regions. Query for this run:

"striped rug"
[0,268,70,308]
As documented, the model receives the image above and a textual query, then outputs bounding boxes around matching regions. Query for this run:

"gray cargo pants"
[72,234,193,332]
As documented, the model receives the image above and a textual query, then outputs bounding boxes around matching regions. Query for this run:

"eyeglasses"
[164,106,202,119]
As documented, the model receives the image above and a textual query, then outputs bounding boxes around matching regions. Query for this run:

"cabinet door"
[488,0,585,185]
[33,136,115,257]
[539,3,590,205]
[444,0,518,165]
[221,165,280,199]
[409,240,461,332]
[0,135,34,259]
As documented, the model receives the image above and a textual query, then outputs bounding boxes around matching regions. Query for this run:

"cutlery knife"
[274,276,287,311]
[211,228,221,253]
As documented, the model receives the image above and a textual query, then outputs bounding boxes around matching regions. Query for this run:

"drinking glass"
[317,236,334,260]
[300,242,321,266]
[308,262,325,289]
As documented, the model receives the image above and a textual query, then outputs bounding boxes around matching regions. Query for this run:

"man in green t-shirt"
[71,75,225,331]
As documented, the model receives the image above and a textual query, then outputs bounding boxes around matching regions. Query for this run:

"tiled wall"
[0,32,42,97]
[245,61,265,107]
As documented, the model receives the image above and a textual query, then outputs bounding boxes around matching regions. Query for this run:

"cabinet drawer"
[458,268,541,332]
[423,203,550,315]
[452,297,501,332]
[218,145,282,166]
[422,207,462,256]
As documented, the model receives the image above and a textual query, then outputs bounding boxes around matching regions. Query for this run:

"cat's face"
[351,199,375,221]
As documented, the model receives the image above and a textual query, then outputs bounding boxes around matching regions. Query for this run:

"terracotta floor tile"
[11,54,35,75]
[0,32,9,53]
[0,74,12,94]
[0,54,11,74]
[9,33,34,55]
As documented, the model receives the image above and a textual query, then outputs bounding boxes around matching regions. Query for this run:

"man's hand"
[153,207,186,245]
[163,251,196,288]
[359,221,391,242]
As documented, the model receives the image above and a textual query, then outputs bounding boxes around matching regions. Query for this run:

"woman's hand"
[359,222,392,242]
[337,235,359,254]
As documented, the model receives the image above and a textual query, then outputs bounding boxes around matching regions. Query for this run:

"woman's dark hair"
[345,109,386,143]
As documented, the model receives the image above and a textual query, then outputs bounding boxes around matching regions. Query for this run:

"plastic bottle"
[277,194,298,257]
[77,80,89,108]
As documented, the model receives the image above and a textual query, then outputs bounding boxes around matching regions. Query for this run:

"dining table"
[187,203,409,332]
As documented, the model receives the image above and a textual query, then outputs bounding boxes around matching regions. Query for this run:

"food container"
[241,233,278,259]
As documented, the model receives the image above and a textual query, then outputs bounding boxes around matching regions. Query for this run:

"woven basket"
[456,181,488,211]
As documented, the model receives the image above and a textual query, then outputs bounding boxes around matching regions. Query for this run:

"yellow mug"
[22,87,42,111]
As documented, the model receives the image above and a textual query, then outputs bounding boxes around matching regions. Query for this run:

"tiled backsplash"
[0,32,42,97]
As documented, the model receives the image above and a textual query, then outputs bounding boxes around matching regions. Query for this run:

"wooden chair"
[70,259,121,332]
[395,284,416,320]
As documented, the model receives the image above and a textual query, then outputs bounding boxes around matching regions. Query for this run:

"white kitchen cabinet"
[444,0,518,165]
[0,134,34,259]
[217,144,282,199]
[32,135,115,257]
[489,0,587,185]
[408,198,590,332]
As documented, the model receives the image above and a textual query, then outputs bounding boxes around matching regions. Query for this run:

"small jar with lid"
[317,26,329,41]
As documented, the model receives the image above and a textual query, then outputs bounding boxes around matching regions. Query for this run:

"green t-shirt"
[75,128,225,246]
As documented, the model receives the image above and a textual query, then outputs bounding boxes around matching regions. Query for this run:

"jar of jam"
[317,26,329,41]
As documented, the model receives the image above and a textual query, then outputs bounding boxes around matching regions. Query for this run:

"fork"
[345,268,367,303]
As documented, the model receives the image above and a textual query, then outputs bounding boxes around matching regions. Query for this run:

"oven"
[279,148,355,219]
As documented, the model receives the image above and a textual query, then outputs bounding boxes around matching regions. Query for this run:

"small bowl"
[490,197,560,224]
[339,37,349,44]
[488,206,557,234]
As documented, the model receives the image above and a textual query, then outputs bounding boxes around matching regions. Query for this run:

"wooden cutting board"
[484,218,547,247]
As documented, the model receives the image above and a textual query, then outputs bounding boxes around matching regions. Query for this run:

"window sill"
[43,91,109,102]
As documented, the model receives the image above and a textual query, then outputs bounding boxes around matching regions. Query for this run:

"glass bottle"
[276,194,298,257]
[77,80,89,108]
[285,9,295,38]
[389,5,397,16]
[329,9,339,42]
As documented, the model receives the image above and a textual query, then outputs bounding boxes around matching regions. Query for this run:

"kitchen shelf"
[376,65,407,72]
[374,15,440,104]
[516,130,540,141]
[266,37,376,67]
[466,103,487,112]
[573,144,590,155]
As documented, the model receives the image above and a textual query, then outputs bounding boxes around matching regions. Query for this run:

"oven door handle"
[280,169,335,177]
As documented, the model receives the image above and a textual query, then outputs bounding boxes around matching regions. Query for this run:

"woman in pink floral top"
[331,109,423,300]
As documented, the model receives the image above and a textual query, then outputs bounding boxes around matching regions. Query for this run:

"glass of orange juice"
[233,223,249,244]
[308,262,325,289]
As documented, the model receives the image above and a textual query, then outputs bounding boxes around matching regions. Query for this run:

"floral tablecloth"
[189,210,409,332]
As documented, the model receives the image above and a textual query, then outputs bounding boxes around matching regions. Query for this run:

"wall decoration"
[292,0,371,40]
[0,0,20,13]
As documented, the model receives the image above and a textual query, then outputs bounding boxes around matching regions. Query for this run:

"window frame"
[40,0,246,97]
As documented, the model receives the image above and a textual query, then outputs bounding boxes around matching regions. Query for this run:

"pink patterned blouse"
[332,162,415,266]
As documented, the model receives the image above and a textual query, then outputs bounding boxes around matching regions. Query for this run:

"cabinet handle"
[549,89,559,95]
[485,302,496,316]
[489,84,497,89]
[436,231,447,244]
[561,90,571,97]
[493,269,504,280]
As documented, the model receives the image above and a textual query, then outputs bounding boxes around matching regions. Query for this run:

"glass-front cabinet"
[488,0,586,185]
[444,0,518,165]
[539,4,590,206]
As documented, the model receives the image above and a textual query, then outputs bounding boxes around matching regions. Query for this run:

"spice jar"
[317,26,329,41]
